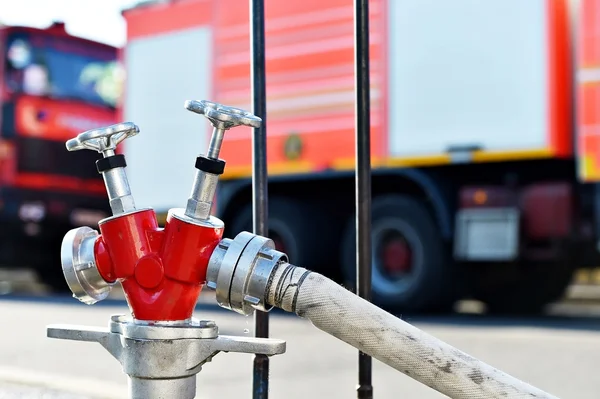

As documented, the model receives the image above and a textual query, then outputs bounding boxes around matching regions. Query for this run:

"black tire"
[228,197,338,274]
[37,266,69,293]
[340,194,459,313]
[470,258,575,315]
[35,237,70,293]
[35,259,70,294]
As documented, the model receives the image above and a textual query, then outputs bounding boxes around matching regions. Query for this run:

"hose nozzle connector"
[66,122,139,216]
[206,232,287,316]
[184,100,262,221]
[61,226,114,305]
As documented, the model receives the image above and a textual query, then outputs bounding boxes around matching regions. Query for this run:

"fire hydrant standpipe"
[47,100,284,399]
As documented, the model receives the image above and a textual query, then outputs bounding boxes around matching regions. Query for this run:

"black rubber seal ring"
[291,270,312,314]
[195,156,226,175]
[96,154,127,173]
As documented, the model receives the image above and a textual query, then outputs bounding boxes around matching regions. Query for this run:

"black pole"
[354,0,373,398]
[250,0,269,398]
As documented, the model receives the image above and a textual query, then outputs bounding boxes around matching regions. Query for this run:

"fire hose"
[273,268,556,398]
[206,232,559,399]
[45,100,559,399]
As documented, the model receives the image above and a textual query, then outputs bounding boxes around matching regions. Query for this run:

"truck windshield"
[4,31,120,108]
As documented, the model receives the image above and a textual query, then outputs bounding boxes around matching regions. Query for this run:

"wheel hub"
[382,238,412,274]
[370,218,423,298]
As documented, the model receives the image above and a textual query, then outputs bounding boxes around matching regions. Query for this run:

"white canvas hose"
[266,263,559,399]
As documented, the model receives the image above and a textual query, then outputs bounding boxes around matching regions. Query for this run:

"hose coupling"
[207,232,288,316]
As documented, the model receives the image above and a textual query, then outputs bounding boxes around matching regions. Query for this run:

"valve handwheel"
[66,122,140,155]
[185,100,262,130]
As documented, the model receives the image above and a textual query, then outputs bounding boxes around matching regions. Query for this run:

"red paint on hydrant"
[93,209,223,321]
[134,255,164,289]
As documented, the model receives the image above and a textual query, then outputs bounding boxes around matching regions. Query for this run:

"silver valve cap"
[61,226,114,305]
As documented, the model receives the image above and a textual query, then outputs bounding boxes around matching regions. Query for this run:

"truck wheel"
[37,265,70,293]
[340,195,458,313]
[228,197,337,274]
[471,259,575,315]
[35,238,70,293]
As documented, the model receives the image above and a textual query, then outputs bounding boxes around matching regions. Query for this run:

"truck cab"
[0,22,121,289]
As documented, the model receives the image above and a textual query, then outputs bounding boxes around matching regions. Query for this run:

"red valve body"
[93,209,223,321]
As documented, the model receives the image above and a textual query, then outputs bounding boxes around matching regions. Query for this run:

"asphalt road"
[0,383,88,399]
[0,292,598,399]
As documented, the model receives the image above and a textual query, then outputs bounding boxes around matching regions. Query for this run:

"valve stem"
[206,124,226,160]
[184,100,261,221]
[66,122,139,216]
[102,161,136,215]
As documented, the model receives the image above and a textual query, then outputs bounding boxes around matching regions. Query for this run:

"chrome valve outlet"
[61,226,113,305]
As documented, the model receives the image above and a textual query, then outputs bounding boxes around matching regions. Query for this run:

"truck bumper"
[0,187,110,268]
[455,182,575,263]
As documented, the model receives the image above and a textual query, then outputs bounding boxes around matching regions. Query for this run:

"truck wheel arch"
[216,168,454,241]
[373,168,454,240]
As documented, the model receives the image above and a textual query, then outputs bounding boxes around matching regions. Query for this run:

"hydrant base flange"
[46,315,286,399]
[109,315,218,340]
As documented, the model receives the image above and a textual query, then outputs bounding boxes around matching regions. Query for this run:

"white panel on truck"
[123,28,212,212]
[388,0,548,156]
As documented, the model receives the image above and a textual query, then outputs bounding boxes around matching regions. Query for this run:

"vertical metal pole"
[354,0,373,398]
[250,0,270,398]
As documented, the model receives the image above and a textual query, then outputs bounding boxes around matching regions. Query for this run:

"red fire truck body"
[120,0,600,313]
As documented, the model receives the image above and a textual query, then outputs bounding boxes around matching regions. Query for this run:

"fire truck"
[119,0,600,314]
[0,22,119,290]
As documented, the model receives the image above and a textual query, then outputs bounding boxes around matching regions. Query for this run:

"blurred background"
[0,0,599,398]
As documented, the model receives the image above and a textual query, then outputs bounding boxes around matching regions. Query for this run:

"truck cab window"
[4,32,120,108]
[5,34,50,96]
